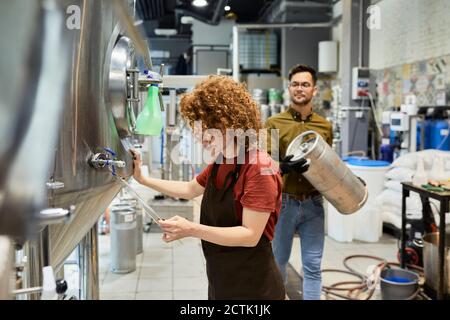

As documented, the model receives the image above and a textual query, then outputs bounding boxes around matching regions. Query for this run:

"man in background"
[266,64,333,300]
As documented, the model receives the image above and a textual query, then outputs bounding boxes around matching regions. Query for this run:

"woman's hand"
[130,149,143,183]
[159,216,195,243]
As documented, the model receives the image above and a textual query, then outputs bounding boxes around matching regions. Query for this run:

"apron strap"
[218,163,242,201]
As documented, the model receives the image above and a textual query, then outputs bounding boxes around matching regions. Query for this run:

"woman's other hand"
[159,216,195,243]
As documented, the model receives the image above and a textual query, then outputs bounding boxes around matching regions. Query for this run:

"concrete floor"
[96,177,400,300]
[97,229,398,300]
[99,228,208,300]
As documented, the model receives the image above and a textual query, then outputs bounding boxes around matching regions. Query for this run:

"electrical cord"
[348,99,364,154]
[367,92,384,160]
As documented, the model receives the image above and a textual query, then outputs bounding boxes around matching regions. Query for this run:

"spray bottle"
[135,85,163,136]
[429,154,446,181]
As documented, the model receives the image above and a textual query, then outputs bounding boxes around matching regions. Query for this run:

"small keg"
[286,130,368,214]
[252,88,268,105]
[110,206,137,273]
[118,197,143,255]
[260,104,270,123]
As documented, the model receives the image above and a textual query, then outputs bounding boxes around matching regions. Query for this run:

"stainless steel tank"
[0,237,13,299]
[46,0,146,271]
[1,0,159,299]
[0,0,72,239]
[286,130,368,214]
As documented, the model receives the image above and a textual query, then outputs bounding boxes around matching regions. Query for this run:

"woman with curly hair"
[131,75,285,300]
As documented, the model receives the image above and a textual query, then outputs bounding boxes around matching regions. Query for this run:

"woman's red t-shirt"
[196,150,282,240]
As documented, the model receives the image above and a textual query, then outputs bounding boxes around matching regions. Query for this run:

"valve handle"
[103,147,116,157]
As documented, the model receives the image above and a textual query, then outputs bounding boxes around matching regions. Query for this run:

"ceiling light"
[154,28,177,36]
[224,5,231,11]
[192,0,208,8]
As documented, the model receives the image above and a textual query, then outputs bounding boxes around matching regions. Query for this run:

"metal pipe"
[211,0,226,24]
[358,0,363,67]
[236,22,333,29]
[174,0,226,26]
[283,1,331,8]
[271,1,333,22]
[24,227,49,300]
[114,177,163,223]
[168,89,177,127]
[232,26,239,82]
[13,286,43,296]
[138,79,162,86]
[78,224,99,300]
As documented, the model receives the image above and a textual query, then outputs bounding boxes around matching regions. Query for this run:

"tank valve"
[88,148,126,176]
[88,153,125,169]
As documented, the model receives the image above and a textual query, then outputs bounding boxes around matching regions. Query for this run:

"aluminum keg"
[260,104,270,123]
[252,88,268,105]
[286,130,368,214]
[118,197,143,255]
[182,162,192,181]
[110,205,137,273]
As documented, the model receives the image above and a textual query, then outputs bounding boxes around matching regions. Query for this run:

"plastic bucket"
[380,268,419,300]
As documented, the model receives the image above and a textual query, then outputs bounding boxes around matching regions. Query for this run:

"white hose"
[368,92,384,137]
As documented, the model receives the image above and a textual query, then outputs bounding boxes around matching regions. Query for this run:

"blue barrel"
[429,120,450,150]
[380,144,394,163]
[425,120,432,149]
[416,122,421,150]
[417,120,435,150]
[389,130,397,145]
[345,158,391,167]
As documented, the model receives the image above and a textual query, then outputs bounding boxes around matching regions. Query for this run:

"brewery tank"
[46,0,147,271]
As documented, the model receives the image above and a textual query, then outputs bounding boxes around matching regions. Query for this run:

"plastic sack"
[385,167,415,182]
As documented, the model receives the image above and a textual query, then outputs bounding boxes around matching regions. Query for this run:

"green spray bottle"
[135,84,163,136]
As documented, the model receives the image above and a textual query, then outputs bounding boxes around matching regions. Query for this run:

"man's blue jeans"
[272,193,325,300]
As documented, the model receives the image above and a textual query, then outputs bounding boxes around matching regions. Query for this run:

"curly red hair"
[180,75,262,147]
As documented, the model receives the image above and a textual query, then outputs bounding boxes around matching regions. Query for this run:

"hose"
[321,254,425,300]
[321,269,367,300]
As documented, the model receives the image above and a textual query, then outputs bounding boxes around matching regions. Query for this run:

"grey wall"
[147,37,191,74]
[191,19,234,46]
[149,38,191,57]
[281,27,331,78]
